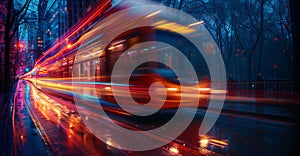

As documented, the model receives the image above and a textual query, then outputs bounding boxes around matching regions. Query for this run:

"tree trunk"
[4,37,11,94]
[248,59,252,81]
[3,0,12,97]
[289,0,300,91]
[257,0,264,77]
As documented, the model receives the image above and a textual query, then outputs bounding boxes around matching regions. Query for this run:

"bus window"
[83,61,91,80]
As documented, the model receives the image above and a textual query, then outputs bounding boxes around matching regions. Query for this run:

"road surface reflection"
[16,80,299,155]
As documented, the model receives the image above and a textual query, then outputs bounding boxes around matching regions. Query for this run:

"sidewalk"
[1,81,52,156]
[0,83,17,156]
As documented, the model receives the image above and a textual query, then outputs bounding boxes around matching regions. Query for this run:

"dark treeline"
[0,0,32,104]
[161,0,294,81]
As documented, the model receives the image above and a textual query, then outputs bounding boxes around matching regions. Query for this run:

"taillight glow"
[169,147,179,154]
[104,86,111,90]
[167,88,179,91]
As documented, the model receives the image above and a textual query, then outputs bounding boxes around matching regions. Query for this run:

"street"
[8,80,299,155]
[1,0,299,155]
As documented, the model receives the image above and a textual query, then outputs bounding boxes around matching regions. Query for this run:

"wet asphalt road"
[11,80,300,155]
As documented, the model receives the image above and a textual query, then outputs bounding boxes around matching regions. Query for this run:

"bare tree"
[1,0,32,99]
[163,0,293,81]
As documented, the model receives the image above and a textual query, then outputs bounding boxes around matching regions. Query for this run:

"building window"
[86,4,91,12]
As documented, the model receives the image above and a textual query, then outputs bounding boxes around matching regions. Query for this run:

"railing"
[227,80,296,100]
[223,80,299,120]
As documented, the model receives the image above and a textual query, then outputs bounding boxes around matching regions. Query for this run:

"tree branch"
[11,0,32,22]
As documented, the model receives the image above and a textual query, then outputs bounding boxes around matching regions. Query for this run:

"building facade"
[67,0,102,28]
[42,0,68,50]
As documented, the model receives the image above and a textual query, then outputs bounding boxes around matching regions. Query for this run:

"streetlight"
[18,43,24,49]
[15,42,24,50]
